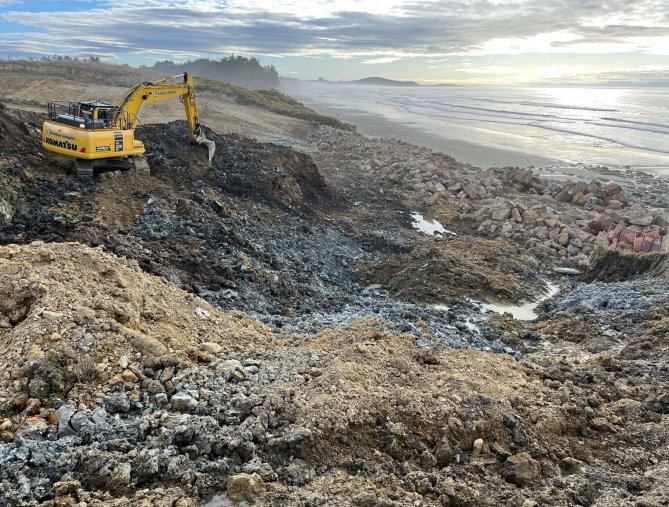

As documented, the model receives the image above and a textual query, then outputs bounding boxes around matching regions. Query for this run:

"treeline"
[0,56,159,88]
[152,56,279,90]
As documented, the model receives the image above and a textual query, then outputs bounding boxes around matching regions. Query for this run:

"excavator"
[41,72,215,178]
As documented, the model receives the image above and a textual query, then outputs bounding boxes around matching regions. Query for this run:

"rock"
[195,307,211,320]
[448,181,463,193]
[171,391,198,412]
[472,438,484,457]
[227,473,264,502]
[628,213,654,227]
[604,182,622,196]
[201,342,223,354]
[503,452,541,486]
[56,404,76,438]
[553,267,581,276]
[560,457,584,475]
[215,359,246,382]
[28,378,50,398]
[105,392,131,413]
[69,411,91,432]
[120,369,138,383]
[534,226,549,240]
[558,233,570,247]
[463,184,478,199]
[588,214,614,232]
[41,310,64,322]
[491,205,511,221]
[146,379,165,394]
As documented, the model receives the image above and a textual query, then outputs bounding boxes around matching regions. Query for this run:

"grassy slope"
[0,60,353,130]
[195,77,354,131]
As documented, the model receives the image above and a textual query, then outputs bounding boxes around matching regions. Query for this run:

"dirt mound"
[0,102,42,158]
[0,241,273,413]
[585,246,669,282]
[359,236,547,304]
[140,121,335,210]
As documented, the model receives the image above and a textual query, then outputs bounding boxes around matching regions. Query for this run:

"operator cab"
[47,101,117,130]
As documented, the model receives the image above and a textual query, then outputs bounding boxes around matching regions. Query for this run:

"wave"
[519,101,618,112]
[418,99,558,119]
[601,117,669,130]
[527,122,669,156]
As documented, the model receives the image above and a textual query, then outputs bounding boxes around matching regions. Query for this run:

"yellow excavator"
[41,72,215,178]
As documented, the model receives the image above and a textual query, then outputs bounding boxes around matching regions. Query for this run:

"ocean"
[281,82,669,172]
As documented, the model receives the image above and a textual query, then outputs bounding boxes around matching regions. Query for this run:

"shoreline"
[281,83,669,177]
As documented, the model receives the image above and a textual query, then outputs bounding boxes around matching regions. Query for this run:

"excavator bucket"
[196,135,216,163]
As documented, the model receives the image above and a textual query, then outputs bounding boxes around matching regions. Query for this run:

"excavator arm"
[115,72,215,160]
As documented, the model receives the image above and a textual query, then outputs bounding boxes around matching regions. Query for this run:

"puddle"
[203,494,248,507]
[479,282,559,321]
[410,212,456,236]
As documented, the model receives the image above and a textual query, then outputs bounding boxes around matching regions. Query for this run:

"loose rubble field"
[0,102,668,507]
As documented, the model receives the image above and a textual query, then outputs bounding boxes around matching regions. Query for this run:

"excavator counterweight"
[42,73,215,178]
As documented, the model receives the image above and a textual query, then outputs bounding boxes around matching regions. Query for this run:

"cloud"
[0,0,668,83]
[361,57,401,64]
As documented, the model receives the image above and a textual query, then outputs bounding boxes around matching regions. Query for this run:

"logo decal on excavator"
[44,137,78,151]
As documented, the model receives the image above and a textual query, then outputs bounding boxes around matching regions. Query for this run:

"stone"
[604,182,622,196]
[553,267,581,276]
[171,391,198,412]
[42,310,64,322]
[463,184,478,199]
[215,359,246,382]
[588,214,614,232]
[448,181,463,193]
[195,307,211,320]
[120,369,138,383]
[503,452,541,486]
[28,378,50,398]
[201,342,223,354]
[227,473,264,502]
[628,213,654,227]
[491,206,511,221]
[472,438,484,457]
[105,392,131,413]
[69,411,91,432]
[534,226,549,240]
[557,233,570,247]
[56,404,76,438]
[146,379,165,394]
[511,207,523,223]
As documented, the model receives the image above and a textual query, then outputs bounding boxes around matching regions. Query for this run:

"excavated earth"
[0,103,668,507]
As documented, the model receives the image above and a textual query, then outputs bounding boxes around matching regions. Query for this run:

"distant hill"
[344,77,420,87]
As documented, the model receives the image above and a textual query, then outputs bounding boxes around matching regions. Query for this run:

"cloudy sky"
[1,0,668,84]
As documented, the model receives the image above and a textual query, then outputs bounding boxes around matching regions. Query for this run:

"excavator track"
[75,159,94,179]
[131,155,150,174]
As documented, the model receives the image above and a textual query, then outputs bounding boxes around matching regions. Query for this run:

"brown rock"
[227,473,264,502]
[120,369,138,383]
[463,184,478,199]
[604,182,622,196]
[558,233,570,247]
[503,452,541,486]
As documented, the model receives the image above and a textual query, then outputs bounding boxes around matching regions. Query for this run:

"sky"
[1,0,668,85]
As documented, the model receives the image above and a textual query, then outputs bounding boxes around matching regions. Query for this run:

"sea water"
[282,82,669,171]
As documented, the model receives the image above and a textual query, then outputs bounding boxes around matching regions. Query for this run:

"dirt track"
[0,94,668,507]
